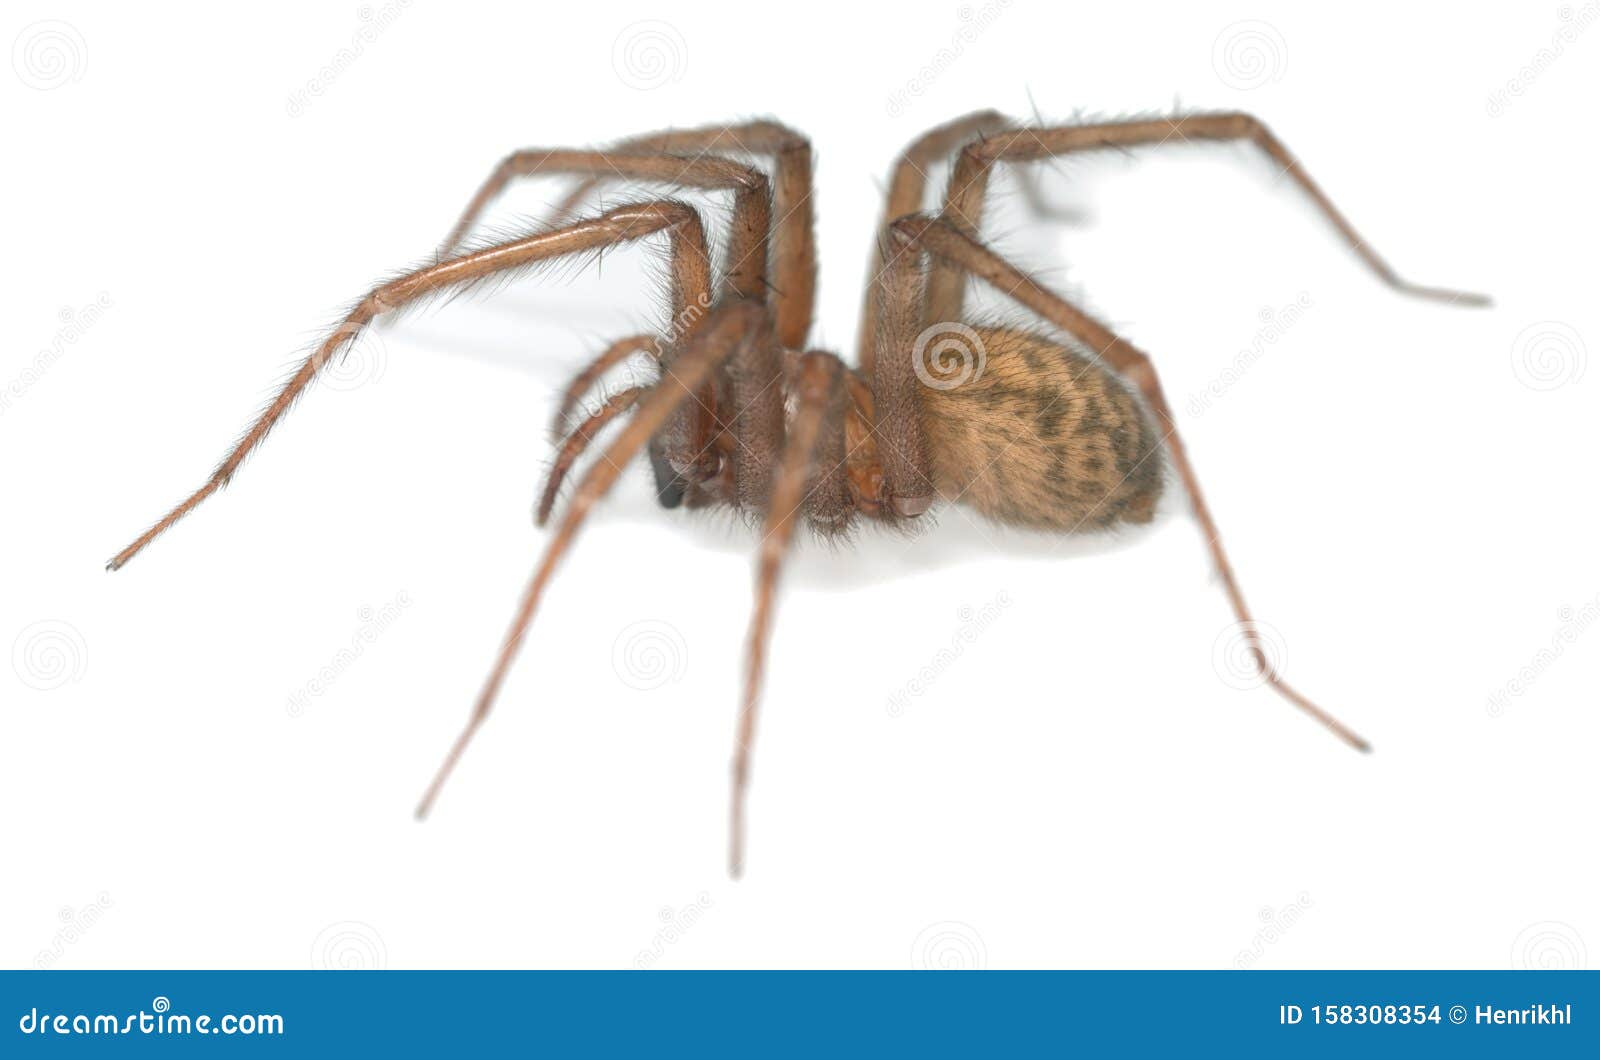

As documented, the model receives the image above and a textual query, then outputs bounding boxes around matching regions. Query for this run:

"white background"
[3,1,1596,970]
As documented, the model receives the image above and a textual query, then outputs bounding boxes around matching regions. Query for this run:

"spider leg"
[729,350,844,878]
[925,111,1491,324]
[415,300,768,818]
[550,333,657,439]
[440,147,775,487]
[439,149,769,304]
[445,121,815,348]
[107,201,714,571]
[883,213,1370,752]
[857,110,1091,370]
[535,385,648,526]
[857,110,1012,370]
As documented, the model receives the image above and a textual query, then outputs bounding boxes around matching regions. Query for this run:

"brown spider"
[108,111,1487,877]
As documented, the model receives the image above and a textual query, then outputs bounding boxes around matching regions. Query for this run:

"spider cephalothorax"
[108,111,1486,875]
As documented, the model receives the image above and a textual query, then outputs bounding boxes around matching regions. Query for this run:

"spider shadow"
[586,469,1174,593]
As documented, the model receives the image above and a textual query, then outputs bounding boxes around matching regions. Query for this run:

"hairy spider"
[108,111,1487,877]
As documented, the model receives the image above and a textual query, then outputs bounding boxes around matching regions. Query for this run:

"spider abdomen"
[920,327,1164,530]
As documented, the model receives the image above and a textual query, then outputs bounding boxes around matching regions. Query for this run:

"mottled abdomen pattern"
[920,327,1164,530]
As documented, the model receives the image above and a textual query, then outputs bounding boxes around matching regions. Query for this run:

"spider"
[108,111,1487,877]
